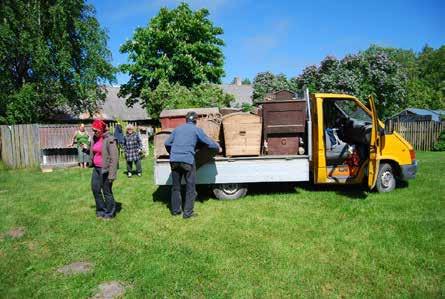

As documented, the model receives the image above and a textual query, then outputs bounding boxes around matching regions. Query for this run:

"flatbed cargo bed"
[155,155,310,185]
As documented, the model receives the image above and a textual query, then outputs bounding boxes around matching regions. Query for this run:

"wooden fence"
[0,124,41,168]
[386,120,445,151]
[0,122,152,169]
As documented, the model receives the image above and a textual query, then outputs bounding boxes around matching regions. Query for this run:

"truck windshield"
[334,100,371,123]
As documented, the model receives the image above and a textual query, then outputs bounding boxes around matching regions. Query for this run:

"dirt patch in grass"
[57,261,93,276]
[91,281,126,299]
[1,227,26,240]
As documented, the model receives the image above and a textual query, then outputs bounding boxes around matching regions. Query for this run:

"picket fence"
[0,124,41,168]
[386,120,445,151]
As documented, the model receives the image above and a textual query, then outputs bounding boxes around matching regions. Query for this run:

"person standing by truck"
[164,111,220,219]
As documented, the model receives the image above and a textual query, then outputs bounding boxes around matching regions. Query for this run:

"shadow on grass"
[297,182,369,200]
[396,180,409,188]
[247,182,301,196]
[89,202,123,214]
[152,185,212,212]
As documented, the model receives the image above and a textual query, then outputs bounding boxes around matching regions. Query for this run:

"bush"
[432,131,445,151]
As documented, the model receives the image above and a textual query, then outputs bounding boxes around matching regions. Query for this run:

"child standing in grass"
[124,124,143,178]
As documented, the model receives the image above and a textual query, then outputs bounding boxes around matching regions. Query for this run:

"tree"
[242,78,251,85]
[0,0,115,124]
[415,45,445,109]
[119,3,225,108]
[252,72,298,102]
[141,80,233,119]
[295,46,408,118]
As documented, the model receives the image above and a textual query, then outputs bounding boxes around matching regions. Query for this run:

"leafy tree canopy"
[294,46,407,118]
[241,78,251,85]
[0,0,115,124]
[142,80,233,119]
[252,72,298,102]
[294,45,444,118]
[119,3,225,108]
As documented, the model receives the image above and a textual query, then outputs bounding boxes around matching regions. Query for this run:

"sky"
[89,0,445,85]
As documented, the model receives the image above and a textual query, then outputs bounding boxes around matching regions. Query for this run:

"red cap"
[92,119,106,132]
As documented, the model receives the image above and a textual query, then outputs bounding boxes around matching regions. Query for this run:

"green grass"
[0,152,443,298]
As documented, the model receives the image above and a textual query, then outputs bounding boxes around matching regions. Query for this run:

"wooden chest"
[266,134,300,155]
[222,113,262,157]
[154,130,171,158]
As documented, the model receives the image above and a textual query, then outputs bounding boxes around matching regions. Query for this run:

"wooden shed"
[39,125,93,168]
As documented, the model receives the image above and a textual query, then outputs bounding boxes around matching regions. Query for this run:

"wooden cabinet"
[261,100,307,155]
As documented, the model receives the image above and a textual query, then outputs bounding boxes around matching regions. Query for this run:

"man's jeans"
[91,167,116,216]
[127,159,142,174]
[170,162,196,217]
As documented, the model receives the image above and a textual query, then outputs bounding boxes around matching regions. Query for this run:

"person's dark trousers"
[127,159,142,174]
[170,162,196,217]
[91,167,116,217]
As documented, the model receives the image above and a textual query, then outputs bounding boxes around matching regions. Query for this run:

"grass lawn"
[0,152,443,298]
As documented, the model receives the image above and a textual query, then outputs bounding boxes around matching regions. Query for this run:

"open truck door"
[367,96,381,190]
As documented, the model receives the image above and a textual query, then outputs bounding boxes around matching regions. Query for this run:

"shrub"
[432,131,445,151]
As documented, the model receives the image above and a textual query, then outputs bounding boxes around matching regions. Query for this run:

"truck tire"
[375,163,396,193]
[213,184,247,200]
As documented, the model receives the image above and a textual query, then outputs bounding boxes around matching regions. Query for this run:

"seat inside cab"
[322,99,372,170]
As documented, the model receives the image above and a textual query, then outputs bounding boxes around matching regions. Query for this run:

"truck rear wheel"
[375,163,396,193]
[213,183,247,200]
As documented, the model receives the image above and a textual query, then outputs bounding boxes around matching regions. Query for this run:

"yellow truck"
[154,89,417,199]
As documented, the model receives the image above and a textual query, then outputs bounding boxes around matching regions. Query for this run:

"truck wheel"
[213,184,247,200]
[376,163,396,193]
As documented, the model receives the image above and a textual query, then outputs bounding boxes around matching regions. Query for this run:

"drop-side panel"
[155,156,309,185]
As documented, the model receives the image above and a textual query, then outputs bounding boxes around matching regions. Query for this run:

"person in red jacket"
[90,119,119,219]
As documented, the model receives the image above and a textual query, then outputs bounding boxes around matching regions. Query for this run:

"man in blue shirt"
[164,111,220,218]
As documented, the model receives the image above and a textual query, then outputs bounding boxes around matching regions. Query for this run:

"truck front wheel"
[375,163,396,193]
[213,184,247,200]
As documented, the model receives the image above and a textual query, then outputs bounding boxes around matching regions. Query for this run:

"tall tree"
[119,3,225,108]
[0,0,115,124]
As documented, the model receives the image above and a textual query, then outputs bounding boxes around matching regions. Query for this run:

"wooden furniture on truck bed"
[261,99,307,155]
[222,112,262,157]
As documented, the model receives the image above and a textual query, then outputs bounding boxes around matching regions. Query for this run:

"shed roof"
[406,108,442,122]
[160,107,219,118]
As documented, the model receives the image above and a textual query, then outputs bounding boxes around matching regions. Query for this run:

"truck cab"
[312,93,417,192]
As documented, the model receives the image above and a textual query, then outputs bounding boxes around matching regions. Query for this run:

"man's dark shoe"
[183,213,198,219]
[171,211,182,216]
[96,211,106,217]
[102,213,115,219]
